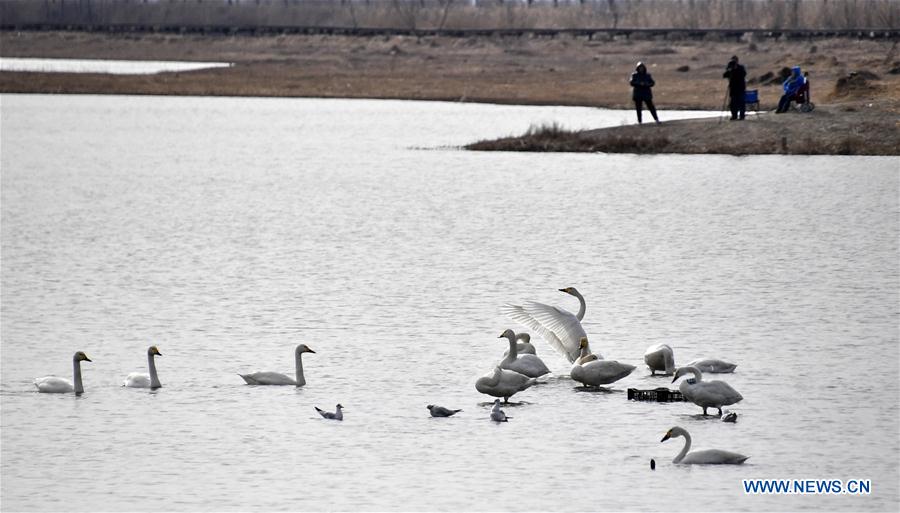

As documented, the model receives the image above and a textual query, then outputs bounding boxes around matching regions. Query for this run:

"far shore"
[1,30,898,155]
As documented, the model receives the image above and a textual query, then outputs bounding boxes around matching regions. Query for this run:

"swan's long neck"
[504,333,518,361]
[674,429,692,463]
[73,358,84,395]
[148,353,161,389]
[486,368,502,386]
[685,366,702,382]
[664,350,675,374]
[572,289,586,321]
[295,352,306,386]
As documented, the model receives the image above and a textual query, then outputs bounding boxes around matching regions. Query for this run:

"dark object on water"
[722,411,738,423]
[676,65,690,72]
[627,387,685,402]
[650,458,656,470]
[427,404,462,417]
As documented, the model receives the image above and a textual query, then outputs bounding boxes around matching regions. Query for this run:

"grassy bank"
[467,103,900,156]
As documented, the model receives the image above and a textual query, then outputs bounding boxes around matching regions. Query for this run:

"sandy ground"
[1,31,898,154]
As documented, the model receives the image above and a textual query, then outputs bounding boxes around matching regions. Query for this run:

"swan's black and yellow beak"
[558,288,569,293]
[84,356,92,362]
[498,334,504,338]
[661,432,671,442]
[307,348,316,353]
[671,375,679,383]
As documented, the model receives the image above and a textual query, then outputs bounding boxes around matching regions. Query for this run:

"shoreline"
[2,30,898,155]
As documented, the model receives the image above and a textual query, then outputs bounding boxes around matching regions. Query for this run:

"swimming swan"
[661,426,748,464]
[475,366,536,402]
[644,343,675,376]
[685,358,737,373]
[570,338,635,387]
[672,366,742,415]
[124,345,163,389]
[502,287,601,363]
[34,351,92,394]
[240,344,316,386]
[498,329,550,378]
[503,333,536,357]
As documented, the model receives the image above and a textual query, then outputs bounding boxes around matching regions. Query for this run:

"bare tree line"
[2,0,897,31]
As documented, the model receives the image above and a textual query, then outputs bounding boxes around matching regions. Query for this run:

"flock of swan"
[33,286,748,465]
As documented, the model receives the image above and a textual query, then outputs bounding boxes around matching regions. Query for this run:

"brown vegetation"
[2,0,898,31]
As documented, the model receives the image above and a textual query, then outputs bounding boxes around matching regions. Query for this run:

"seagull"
[315,404,344,421]
[427,404,462,417]
[490,399,509,422]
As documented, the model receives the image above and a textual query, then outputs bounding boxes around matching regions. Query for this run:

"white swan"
[240,344,316,386]
[672,366,743,416]
[498,329,550,378]
[644,343,675,376]
[124,345,163,389]
[685,358,737,373]
[502,287,601,363]
[475,366,536,402]
[661,426,748,464]
[503,332,536,357]
[570,338,635,387]
[34,351,92,394]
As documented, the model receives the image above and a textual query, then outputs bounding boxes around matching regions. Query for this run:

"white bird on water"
[315,404,344,421]
[502,287,601,363]
[661,426,748,464]
[34,351,92,394]
[490,399,509,422]
[502,332,537,357]
[672,366,742,416]
[643,343,675,376]
[498,329,550,378]
[475,366,536,403]
[239,344,316,386]
[124,345,163,389]
[685,358,737,374]
[570,338,635,387]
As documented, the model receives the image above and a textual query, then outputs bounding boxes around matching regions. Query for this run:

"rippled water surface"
[1,95,898,512]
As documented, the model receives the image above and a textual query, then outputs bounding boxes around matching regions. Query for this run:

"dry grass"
[1,0,898,31]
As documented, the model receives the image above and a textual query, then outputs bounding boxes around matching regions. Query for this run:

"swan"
[124,345,163,389]
[570,338,635,387]
[498,329,550,378]
[685,358,737,373]
[644,343,675,376]
[34,351,92,394]
[475,366,536,402]
[239,344,316,386]
[672,366,742,416]
[502,287,600,363]
[661,426,748,464]
[503,333,536,357]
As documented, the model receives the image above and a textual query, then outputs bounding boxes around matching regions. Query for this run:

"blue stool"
[744,89,759,115]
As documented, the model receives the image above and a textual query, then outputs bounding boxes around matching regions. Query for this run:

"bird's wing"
[502,301,586,363]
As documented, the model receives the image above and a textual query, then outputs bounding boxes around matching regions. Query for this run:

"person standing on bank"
[630,61,659,124]
[723,55,747,120]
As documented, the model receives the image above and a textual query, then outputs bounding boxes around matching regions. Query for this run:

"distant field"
[1,0,897,32]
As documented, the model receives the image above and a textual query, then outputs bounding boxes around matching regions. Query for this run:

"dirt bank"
[1,30,898,155]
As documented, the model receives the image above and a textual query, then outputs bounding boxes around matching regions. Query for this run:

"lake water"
[1,94,897,512]
[0,58,231,74]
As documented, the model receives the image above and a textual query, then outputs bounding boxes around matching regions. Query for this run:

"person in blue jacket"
[776,66,806,113]
[629,62,659,124]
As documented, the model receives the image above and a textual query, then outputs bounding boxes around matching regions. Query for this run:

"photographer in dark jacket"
[629,61,659,124]
[722,55,747,120]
